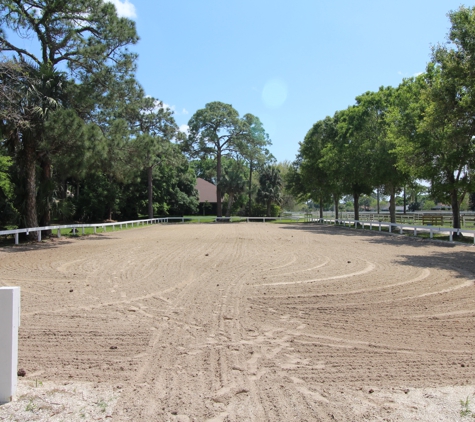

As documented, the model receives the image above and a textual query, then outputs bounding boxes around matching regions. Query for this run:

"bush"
[250,203,281,217]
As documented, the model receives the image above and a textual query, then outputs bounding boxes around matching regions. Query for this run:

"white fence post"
[0,287,20,404]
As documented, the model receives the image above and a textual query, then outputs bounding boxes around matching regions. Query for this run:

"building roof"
[196,178,217,203]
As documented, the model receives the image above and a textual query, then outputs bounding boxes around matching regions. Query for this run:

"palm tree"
[257,165,283,217]
[219,162,247,217]
[0,59,62,235]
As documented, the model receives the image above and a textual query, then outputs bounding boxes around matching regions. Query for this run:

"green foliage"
[191,158,217,183]
[257,165,283,217]
[75,173,123,222]
[251,203,281,217]
[459,396,473,417]
[0,152,12,198]
[0,150,18,229]
[0,0,138,230]
[389,11,475,230]
[186,101,249,217]
[219,161,247,217]
[469,193,475,211]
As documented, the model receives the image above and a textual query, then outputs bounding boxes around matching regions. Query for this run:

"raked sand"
[1,223,474,421]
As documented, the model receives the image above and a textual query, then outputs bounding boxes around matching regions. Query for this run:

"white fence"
[2,215,473,245]
[0,216,296,245]
[0,217,170,245]
[314,217,475,243]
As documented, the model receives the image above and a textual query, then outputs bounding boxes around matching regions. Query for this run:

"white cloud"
[179,124,189,134]
[162,103,175,112]
[104,0,137,19]
[413,72,423,77]
[182,108,189,115]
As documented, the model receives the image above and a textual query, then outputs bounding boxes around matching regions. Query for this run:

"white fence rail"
[2,215,473,245]
[314,217,475,243]
[0,216,295,245]
[0,217,165,245]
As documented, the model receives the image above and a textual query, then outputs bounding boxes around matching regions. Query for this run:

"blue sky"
[6,0,468,163]
[119,0,466,163]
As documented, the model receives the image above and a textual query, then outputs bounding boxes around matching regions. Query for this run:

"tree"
[0,0,138,233]
[257,165,283,217]
[390,6,475,233]
[332,101,380,221]
[129,96,181,219]
[299,115,344,219]
[186,102,248,217]
[239,114,273,215]
[352,87,411,223]
[219,160,247,217]
[0,145,16,229]
[276,160,300,212]
[0,60,63,232]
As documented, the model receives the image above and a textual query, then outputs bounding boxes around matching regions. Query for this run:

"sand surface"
[0,223,474,421]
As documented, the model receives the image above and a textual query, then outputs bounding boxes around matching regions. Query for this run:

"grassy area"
[0,221,149,247]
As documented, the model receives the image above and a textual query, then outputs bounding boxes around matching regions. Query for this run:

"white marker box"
[0,287,20,404]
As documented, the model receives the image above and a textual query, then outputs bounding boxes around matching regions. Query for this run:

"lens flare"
[262,78,288,109]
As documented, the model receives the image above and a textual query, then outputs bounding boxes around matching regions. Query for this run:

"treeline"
[288,6,475,235]
[185,101,283,218]
[0,1,282,236]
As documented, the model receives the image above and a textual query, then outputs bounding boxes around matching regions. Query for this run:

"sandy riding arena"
[1,223,474,421]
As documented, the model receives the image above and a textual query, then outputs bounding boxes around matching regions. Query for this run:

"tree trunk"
[333,193,339,220]
[226,193,234,217]
[451,188,461,233]
[216,151,222,217]
[403,186,407,215]
[377,188,380,214]
[389,185,396,224]
[353,192,360,221]
[267,200,271,217]
[61,179,67,199]
[40,159,52,236]
[147,166,153,219]
[24,134,39,240]
[319,197,323,219]
[248,162,253,216]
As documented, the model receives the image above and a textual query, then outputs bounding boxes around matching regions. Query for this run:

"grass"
[0,221,151,247]
[25,399,35,412]
[96,399,107,413]
[460,396,474,418]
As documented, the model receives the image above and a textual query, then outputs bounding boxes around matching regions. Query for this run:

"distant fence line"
[0,216,293,245]
[323,211,475,228]
[1,214,474,245]
[314,217,475,243]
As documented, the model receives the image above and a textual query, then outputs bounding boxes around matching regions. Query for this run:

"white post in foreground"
[0,287,20,404]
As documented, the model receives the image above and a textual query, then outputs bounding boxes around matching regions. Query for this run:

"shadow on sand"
[278,223,475,280]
